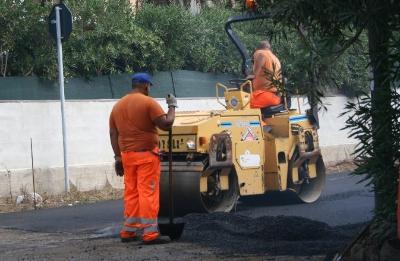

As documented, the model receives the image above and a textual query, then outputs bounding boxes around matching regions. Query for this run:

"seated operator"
[247,40,282,109]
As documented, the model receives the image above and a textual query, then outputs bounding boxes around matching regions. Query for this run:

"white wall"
[294,96,357,164]
[0,96,356,197]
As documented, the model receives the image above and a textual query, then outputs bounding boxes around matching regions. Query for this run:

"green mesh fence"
[0,70,236,100]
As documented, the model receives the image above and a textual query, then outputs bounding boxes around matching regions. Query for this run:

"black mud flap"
[208,133,232,168]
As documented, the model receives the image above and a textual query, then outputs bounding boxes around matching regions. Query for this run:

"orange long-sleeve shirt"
[109,92,165,152]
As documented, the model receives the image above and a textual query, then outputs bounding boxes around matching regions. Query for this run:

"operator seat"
[261,104,286,117]
[261,95,291,118]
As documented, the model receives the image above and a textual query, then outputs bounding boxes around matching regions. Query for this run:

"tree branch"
[332,25,366,62]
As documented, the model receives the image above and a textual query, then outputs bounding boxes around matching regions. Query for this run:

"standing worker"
[109,72,177,244]
[248,40,282,109]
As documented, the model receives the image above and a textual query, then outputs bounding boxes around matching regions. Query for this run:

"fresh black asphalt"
[0,172,374,234]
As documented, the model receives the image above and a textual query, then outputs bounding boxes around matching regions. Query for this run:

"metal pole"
[296,89,301,114]
[168,128,174,224]
[55,6,69,193]
[30,138,37,210]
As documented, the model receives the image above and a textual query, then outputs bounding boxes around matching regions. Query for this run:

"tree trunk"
[367,0,396,221]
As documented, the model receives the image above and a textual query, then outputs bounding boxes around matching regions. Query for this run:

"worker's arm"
[109,127,121,160]
[268,86,278,93]
[154,107,175,131]
[110,127,124,177]
[245,74,255,80]
[154,94,176,131]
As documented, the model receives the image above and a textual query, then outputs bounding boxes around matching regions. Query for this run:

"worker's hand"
[114,158,124,177]
[166,93,177,108]
[245,74,255,80]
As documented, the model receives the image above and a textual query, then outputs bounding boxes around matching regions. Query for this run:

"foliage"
[0,1,55,77]
[135,4,193,70]
[222,15,370,97]
[186,8,242,73]
[330,37,369,97]
[251,1,372,104]
[0,0,164,79]
[253,0,400,232]
[0,0,369,96]
[135,5,243,73]
[63,0,164,78]
[341,90,400,224]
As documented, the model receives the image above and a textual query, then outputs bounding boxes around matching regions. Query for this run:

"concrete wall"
[0,96,356,197]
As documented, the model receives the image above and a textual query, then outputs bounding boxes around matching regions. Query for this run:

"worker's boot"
[142,232,169,245]
[120,231,138,243]
[142,237,169,245]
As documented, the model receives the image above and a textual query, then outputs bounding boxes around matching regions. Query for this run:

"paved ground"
[237,172,374,226]
[0,172,374,260]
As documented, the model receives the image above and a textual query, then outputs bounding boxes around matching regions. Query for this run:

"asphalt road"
[0,172,374,235]
[237,172,374,226]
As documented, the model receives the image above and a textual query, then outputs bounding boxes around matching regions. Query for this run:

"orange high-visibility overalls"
[121,148,160,241]
[109,92,166,242]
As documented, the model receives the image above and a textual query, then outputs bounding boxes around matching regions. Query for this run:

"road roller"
[158,80,325,216]
[158,13,325,216]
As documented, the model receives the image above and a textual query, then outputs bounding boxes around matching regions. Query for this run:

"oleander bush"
[0,0,369,94]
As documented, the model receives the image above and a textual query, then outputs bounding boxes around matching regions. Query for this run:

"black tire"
[201,167,240,213]
[288,153,326,203]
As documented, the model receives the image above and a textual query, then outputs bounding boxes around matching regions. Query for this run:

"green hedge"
[0,1,369,95]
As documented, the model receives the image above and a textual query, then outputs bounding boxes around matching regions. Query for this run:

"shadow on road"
[237,191,302,209]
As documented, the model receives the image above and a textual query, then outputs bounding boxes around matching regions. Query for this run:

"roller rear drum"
[289,156,326,203]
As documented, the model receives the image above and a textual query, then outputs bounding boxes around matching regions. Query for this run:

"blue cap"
[132,72,153,85]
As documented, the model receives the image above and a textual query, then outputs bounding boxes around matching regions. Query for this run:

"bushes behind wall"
[0,0,369,95]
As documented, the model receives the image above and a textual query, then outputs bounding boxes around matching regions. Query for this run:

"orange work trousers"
[120,149,160,242]
[250,90,281,109]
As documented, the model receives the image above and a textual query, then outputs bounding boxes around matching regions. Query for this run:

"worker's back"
[109,92,165,152]
[252,49,281,91]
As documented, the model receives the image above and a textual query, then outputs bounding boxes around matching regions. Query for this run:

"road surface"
[0,172,374,260]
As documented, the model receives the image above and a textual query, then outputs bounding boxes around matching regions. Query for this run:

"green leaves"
[252,0,400,233]
[0,0,370,98]
[0,0,165,78]
[62,0,164,78]
[0,0,54,77]
[341,89,400,228]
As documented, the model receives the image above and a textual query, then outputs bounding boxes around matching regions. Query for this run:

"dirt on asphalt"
[0,212,366,260]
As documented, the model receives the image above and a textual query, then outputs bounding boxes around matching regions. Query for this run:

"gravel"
[0,213,366,260]
[180,212,366,256]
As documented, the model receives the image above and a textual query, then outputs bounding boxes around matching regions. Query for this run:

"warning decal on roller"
[241,127,258,141]
[239,150,261,168]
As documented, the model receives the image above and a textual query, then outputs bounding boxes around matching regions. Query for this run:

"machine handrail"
[216,83,229,108]
[240,80,252,109]
[216,81,253,110]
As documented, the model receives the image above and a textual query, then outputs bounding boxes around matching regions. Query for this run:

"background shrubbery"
[0,0,369,94]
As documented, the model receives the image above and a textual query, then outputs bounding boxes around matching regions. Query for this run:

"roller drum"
[158,162,239,217]
[159,170,206,217]
[288,156,326,203]
[295,157,326,203]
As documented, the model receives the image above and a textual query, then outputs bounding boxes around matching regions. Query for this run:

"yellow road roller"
[158,13,325,216]
[158,81,325,216]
